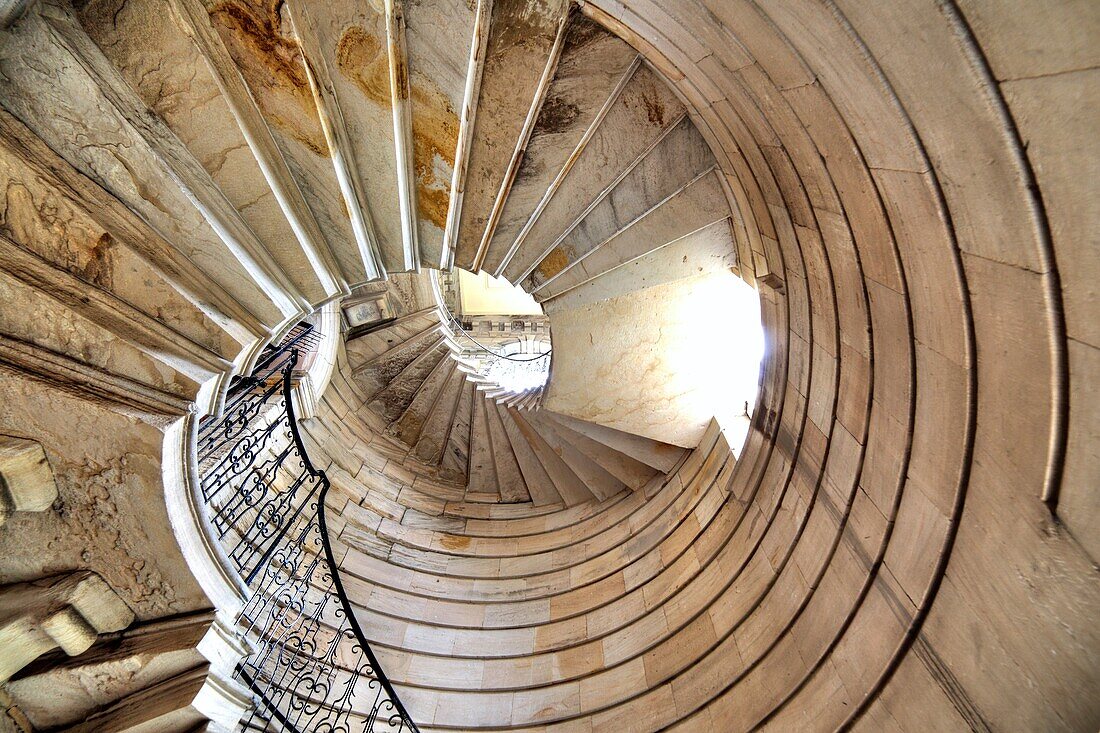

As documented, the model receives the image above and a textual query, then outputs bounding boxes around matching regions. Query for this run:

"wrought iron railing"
[444,314,552,363]
[430,269,551,398]
[197,324,418,732]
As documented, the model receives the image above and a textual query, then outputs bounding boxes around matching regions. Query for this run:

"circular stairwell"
[0,1,1095,733]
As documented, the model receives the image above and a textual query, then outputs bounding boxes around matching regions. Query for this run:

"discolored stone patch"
[641,91,665,126]
[0,176,115,290]
[534,95,581,137]
[209,0,328,156]
[336,25,391,108]
[536,245,572,282]
[439,533,471,550]
[410,75,459,229]
[337,23,457,229]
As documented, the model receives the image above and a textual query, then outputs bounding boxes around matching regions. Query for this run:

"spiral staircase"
[0,0,1097,732]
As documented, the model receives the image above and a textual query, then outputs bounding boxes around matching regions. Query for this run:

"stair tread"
[81,0,340,304]
[535,169,730,302]
[466,390,499,499]
[499,406,562,506]
[442,380,476,480]
[539,409,686,473]
[509,409,592,506]
[290,1,407,275]
[367,342,448,422]
[480,14,639,276]
[451,0,569,270]
[388,355,456,446]
[403,0,479,268]
[352,325,444,399]
[413,363,469,465]
[524,410,625,501]
[500,63,687,284]
[521,117,717,294]
[484,398,530,503]
[529,411,657,491]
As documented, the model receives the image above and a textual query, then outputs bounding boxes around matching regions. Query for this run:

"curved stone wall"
[301,2,1099,729]
[566,1,1096,730]
[0,1,1093,730]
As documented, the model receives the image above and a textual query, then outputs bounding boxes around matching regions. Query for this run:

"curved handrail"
[196,324,419,732]
[429,270,552,408]
[445,314,552,362]
[286,357,420,731]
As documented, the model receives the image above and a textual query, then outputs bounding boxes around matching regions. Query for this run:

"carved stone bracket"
[0,570,134,683]
[0,435,58,527]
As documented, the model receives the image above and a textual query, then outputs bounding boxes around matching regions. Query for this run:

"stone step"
[387,355,456,446]
[466,390,499,500]
[82,0,347,303]
[484,398,530,503]
[499,63,687,285]
[351,326,444,400]
[449,0,570,271]
[499,406,561,506]
[542,217,738,314]
[402,0,480,268]
[413,365,470,465]
[523,411,626,501]
[285,1,406,275]
[527,413,658,491]
[508,409,592,506]
[175,0,377,286]
[479,14,639,276]
[441,380,476,481]
[366,342,449,422]
[534,168,732,304]
[518,116,718,294]
[539,410,686,473]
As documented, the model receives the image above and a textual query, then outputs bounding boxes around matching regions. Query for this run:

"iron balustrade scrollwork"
[197,324,419,732]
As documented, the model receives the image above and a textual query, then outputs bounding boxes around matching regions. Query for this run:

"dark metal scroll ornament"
[197,324,419,732]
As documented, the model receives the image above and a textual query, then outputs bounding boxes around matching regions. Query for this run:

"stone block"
[0,570,134,683]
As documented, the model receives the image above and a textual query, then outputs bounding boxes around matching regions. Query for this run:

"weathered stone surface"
[403,0,478,266]
[413,364,469,465]
[3,611,217,730]
[193,0,368,285]
[352,326,443,399]
[0,5,289,326]
[452,0,569,271]
[480,14,639,275]
[0,372,209,622]
[78,0,331,304]
[388,355,455,446]
[501,63,687,283]
[484,400,528,503]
